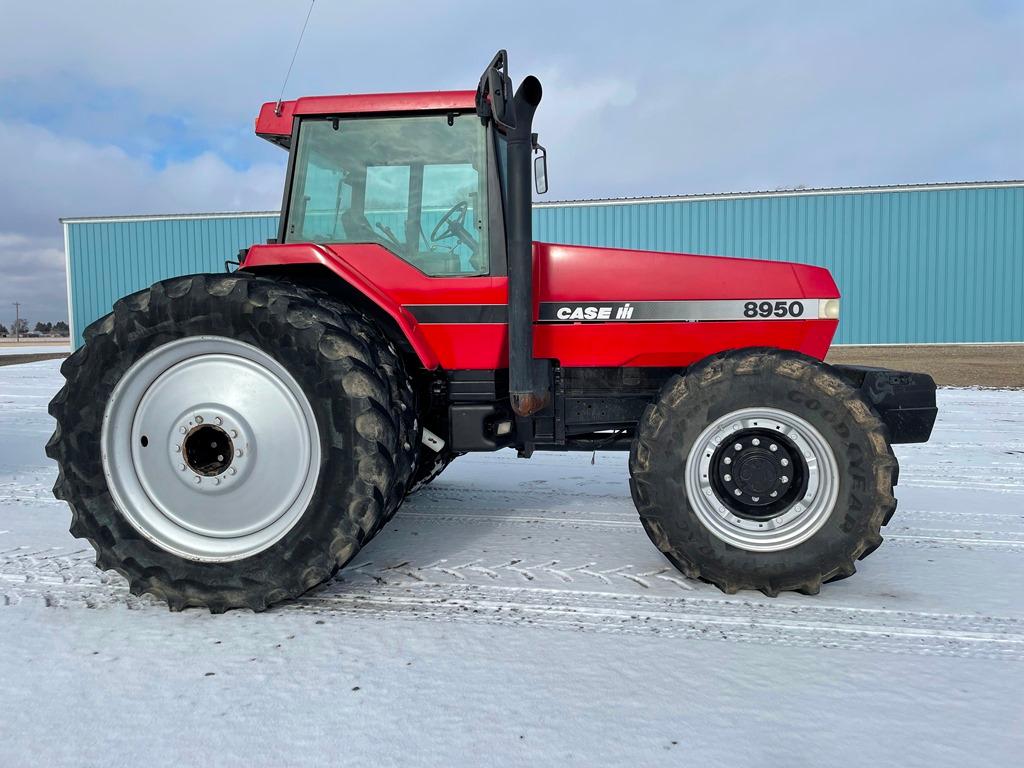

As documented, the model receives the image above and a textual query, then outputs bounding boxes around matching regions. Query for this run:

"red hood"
[534,243,839,303]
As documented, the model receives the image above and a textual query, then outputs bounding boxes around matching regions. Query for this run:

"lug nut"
[752,438,760,446]
[780,475,789,484]
[194,476,201,484]
[228,467,237,476]
[723,456,732,465]
[724,474,732,482]
[734,489,742,496]
[235,448,243,457]
[769,444,778,452]
[734,443,743,451]
[179,463,186,471]
[770,491,778,498]
[196,416,204,424]
[215,417,223,426]
[214,478,221,486]
[781,458,789,467]
[179,426,187,435]
[175,444,181,453]
[752,496,760,502]
[230,430,238,438]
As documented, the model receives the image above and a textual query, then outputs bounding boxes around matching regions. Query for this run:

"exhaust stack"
[476,51,549,419]
[505,75,548,417]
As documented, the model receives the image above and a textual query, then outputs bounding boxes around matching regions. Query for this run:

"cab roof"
[256,90,477,148]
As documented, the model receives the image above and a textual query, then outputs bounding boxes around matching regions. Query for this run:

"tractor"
[47,51,937,612]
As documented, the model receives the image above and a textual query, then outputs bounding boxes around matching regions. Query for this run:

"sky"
[0,0,1021,324]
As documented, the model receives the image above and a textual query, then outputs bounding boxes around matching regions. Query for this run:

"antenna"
[275,0,317,117]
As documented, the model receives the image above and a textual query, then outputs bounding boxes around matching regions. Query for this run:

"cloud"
[0,120,285,320]
[0,233,67,327]
[529,69,638,195]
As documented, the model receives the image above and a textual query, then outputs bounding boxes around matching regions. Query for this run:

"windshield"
[284,113,490,276]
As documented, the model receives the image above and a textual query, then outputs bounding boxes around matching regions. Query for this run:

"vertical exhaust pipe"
[505,76,549,418]
[476,51,549,422]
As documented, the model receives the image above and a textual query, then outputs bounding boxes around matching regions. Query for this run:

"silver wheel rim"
[685,407,839,552]
[101,336,321,562]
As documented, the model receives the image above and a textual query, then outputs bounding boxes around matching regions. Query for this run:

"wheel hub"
[734,453,777,495]
[183,423,234,477]
[167,408,252,492]
[711,428,805,516]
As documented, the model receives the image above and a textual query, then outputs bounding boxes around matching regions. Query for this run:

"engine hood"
[534,242,839,304]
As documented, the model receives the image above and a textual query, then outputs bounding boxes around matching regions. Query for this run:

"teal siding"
[66,215,278,346]
[65,184,1024,347]
[533,185,1024,345]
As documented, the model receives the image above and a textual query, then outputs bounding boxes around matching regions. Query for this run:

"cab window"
[285,114,490,276]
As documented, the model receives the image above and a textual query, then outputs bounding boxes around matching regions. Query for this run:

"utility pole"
[12,302,20,342]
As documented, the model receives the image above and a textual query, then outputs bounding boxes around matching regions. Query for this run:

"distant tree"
[34,321,53,334]
[0,323,8,336]
[13,318,28,335]
[53,321,69,336]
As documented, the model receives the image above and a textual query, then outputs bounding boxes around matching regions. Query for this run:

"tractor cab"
[255,53,543,288]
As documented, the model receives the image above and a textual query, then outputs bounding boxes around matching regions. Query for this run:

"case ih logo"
[553,303,635,321]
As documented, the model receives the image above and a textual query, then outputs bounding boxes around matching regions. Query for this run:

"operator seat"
[341,209,376,242]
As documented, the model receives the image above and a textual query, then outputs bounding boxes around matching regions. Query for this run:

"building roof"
[540,179,1024,208]
[60,179,1024,224]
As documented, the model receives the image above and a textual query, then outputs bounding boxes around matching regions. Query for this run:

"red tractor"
[48,52,936,612]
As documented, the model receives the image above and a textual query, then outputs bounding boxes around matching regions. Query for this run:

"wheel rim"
[101,336,321,562]
[685,407,839,552]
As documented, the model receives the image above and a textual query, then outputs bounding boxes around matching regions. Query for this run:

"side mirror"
[532,135,548,195]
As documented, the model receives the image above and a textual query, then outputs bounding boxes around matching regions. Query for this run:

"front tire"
[629,348,898,596]
[47,273,414,612]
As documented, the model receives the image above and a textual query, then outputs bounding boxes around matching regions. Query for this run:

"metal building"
[62,180,1024,347]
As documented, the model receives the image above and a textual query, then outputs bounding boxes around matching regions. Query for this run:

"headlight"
[819,298,841,320]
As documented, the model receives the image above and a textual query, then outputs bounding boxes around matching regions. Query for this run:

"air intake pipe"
[505,75,549,418]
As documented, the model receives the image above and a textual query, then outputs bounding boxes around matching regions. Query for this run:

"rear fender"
[241,243,439,369]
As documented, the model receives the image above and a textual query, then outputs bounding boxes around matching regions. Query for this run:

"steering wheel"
[430,201,470,244]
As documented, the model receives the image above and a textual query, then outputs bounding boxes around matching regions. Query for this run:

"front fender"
[241,242,440,369]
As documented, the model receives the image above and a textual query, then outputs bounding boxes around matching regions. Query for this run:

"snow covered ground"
[0,342,70,356]
[1,359,1022,766]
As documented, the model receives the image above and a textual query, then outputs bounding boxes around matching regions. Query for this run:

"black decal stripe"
[406,304,509,324]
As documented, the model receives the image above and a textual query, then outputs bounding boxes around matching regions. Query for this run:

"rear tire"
[47,273,415,612]
[628,348,897,597]
[297,291,419,519]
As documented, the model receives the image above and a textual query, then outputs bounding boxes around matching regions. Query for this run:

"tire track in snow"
[1,545,1022,660]
[897,508,1024,523]
[396,509,1024,553]
[302,583,1024,661]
